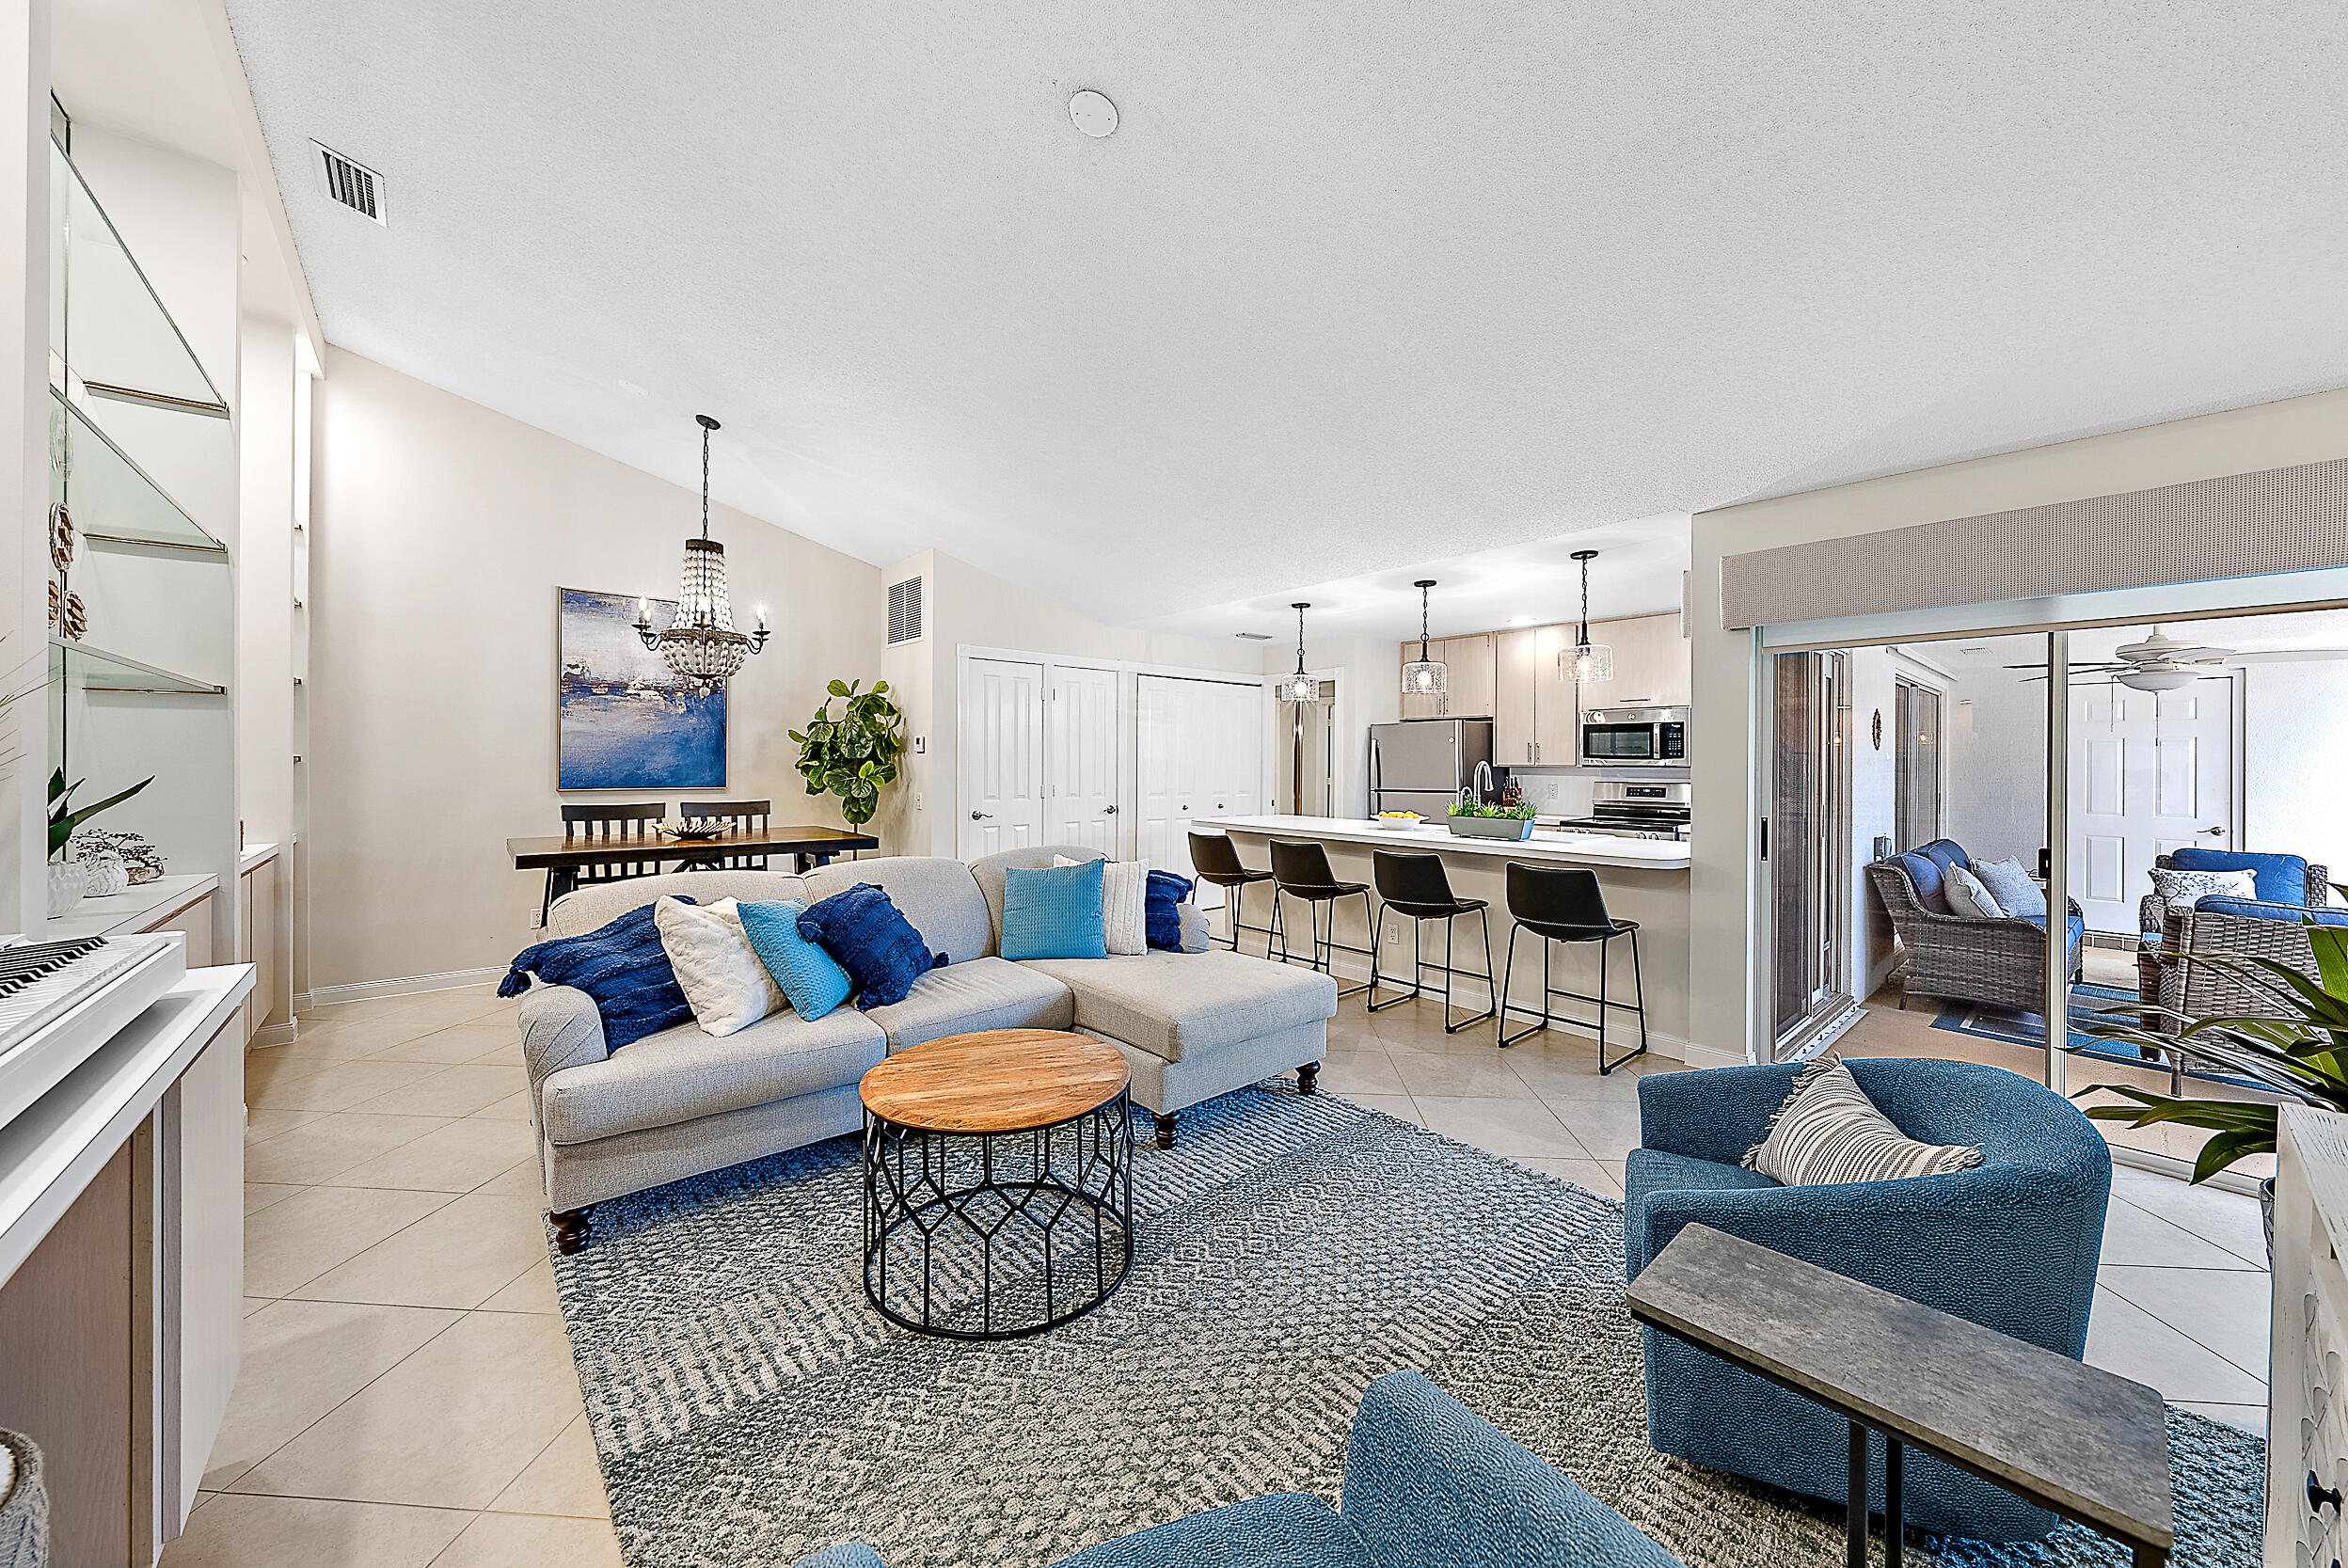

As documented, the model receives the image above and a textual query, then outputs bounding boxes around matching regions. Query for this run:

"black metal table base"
[862,1091,1134,1340]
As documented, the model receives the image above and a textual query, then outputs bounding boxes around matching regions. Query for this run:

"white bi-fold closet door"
[1136,674,1263,905]
[958,657,1130,863]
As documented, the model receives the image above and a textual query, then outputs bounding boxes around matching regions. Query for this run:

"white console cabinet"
[2267,1105,2348,1565]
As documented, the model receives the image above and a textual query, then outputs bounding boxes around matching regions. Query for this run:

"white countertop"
[45,873,220,942]
[240,842,280,874]
[0,964,251,1285]
[1192,814,1691,871]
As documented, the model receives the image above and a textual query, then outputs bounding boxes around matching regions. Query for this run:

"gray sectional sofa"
[515,846,1339,1250]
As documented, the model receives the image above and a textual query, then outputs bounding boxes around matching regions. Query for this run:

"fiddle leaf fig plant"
[788,679,904,828]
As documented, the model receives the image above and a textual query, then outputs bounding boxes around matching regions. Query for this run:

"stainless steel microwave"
[1579,705,1689,768]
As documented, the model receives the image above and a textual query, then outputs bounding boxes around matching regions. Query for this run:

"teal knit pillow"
[737,897,854,1021]
[1001,860,1108,960]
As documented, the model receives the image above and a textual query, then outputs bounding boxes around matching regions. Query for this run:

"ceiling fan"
[2006,625,2348,690]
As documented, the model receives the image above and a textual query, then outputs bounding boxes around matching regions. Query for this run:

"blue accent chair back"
[1625,1057,2110,1544]
[787,1370,1687,1568]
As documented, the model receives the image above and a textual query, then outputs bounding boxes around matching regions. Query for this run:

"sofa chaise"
[787,1370,1685,1568]
[515,846,1339,1250]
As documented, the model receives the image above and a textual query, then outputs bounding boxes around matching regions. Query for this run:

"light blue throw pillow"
[1970,857,2046,920]
[1001,860,1108,961]
[737,897,854,1021]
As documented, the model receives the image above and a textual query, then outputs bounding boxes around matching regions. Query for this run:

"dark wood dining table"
[508,824,880,903]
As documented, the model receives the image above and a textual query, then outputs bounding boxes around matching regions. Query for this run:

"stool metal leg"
[1444,906,1498,1034]
[1366,901,1414,1012]
[1594,927,1651,1075]
[1225,880,1245,951]
[1322,891,1372,1000]
[1498,925,1536,1047]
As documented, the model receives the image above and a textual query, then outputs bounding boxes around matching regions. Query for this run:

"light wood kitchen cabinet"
[1535,625,1579,763]
[1398,634,1498,721]
[1496,628,1539,761]
[1578,612,1690,717]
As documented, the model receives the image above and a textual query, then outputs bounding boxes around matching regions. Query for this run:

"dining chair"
[679,799,772,870]
[544,801,668,926]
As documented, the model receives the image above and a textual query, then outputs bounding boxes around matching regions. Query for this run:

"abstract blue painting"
[557,587,726,790]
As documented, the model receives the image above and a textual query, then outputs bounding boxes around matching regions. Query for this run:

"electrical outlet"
[915,792,925,813]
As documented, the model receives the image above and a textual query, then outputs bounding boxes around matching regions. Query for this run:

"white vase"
[45,862,84,918]
[82,850,128,897]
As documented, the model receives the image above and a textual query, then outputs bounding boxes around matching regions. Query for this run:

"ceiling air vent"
[1234,631,1274,641]
[886,576,925,645]
[310,140,386,225]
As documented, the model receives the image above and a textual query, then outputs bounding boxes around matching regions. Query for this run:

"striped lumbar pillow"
[1743,1055,1983,1186]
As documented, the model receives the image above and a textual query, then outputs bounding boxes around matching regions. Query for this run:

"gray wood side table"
[1626,1224,2174,1567]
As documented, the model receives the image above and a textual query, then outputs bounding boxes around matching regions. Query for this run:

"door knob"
[2200,827,2226,837]
[1104,804,1118,814]
[971,811,992,821]
[2309,1471,2342,1514]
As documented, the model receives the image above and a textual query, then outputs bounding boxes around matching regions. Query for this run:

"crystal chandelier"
[1275,602,1323,704]
[635,414,769,693]
[1561,549,1614,684]
[1401,579,1447,697]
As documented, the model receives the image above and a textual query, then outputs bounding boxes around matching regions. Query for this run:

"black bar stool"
[1366,850,1495,1033]
[1187,832,1277,952]
[1268,839,1373,999]
[1497,863,1648,1071]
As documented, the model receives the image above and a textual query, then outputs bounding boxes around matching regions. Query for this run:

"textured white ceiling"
[223,1,2348,628]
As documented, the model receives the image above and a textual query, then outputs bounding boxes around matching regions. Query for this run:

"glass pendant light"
[1561,549,1614,685]
[1275,602,1323,704]
[635,414,770,693]
[1401,578,1448,697]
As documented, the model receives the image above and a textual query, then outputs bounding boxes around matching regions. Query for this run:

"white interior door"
[1046,663,1121,855]
[2069,675,2236,934]
[960,657,1045,859]
[1135,676,1264,906]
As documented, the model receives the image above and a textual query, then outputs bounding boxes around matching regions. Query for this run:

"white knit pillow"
[654,896,785,1037]
[1056,855,1147,955]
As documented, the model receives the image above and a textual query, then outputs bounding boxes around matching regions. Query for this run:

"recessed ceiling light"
[1069,90,1118,137]
[1234,631,1273,641]
[1506,615,1533,626]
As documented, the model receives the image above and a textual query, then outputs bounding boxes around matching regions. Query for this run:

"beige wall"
[306,348,881,991]
[1690,384,2348,1060]
[882,549,1261,858]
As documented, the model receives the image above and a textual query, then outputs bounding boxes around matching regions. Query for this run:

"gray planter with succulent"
[2075,888,2348,1262]
[1445,798,1536,841]
[788,678,904,830]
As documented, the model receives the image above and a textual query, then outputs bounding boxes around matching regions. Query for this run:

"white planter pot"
[82,850,128,897]
[45,862,84,918]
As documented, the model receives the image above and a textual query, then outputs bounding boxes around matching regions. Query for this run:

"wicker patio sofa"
[1864,838,2083,1016]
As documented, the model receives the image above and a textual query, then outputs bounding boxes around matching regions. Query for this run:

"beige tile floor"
[172,961,2273,1564]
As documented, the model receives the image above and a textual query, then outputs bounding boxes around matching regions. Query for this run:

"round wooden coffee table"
[858,1028,1134,1339]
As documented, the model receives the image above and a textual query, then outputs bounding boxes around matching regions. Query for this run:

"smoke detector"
[1068,90,1118,137]
[310,140,386,225]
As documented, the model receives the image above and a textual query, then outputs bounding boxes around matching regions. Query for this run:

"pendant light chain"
[701,418,712,542]
[1401,578,1448,698]
[1564,549,1614,686]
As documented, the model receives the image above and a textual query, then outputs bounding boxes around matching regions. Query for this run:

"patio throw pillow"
[498,898,696,1050]
[1001,859,1109,961]
[1055,854,1148,955]
[1942,864,2004,920]
[798,883,944,1009]
[1744,1053,1983,1187]
[737,897,854,1022]
[1146,869,1198,952]
[654,895,785,1037]
[1971,856,2046,919]
[2148,866,2257,911]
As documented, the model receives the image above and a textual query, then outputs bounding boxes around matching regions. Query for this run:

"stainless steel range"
[1547,781,1691,841]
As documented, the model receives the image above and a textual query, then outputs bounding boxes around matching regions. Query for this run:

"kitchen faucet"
[1473,759,1496,803]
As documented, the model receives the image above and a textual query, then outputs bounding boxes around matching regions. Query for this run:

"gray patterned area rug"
[551,1085,2262,1568]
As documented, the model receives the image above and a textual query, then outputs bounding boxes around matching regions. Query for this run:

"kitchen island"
[1190,814,1697,1058]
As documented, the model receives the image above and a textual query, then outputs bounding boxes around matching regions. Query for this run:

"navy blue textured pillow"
[798,883,944,1009]
[1145,870,1195,951]
[500,898,696,1049]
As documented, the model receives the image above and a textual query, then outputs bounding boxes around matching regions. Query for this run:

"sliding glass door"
[1893,678,1942,851]
[1769,651,1849,1053]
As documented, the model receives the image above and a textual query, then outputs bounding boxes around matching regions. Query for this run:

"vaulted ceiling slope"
[225,1,2348,626]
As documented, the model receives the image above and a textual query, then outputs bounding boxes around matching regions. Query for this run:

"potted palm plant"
[2072,901,2348,1260]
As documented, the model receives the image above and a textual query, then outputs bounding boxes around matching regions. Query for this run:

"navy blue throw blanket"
[500,897,696,1050]
[1145,869,1194,951]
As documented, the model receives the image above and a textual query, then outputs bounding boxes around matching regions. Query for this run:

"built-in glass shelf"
[49,638,225,697]
[50,388,224,555]
[49,137,228,418]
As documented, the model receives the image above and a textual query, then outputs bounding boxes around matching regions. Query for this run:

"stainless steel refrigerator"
[1368,720,1493,819]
